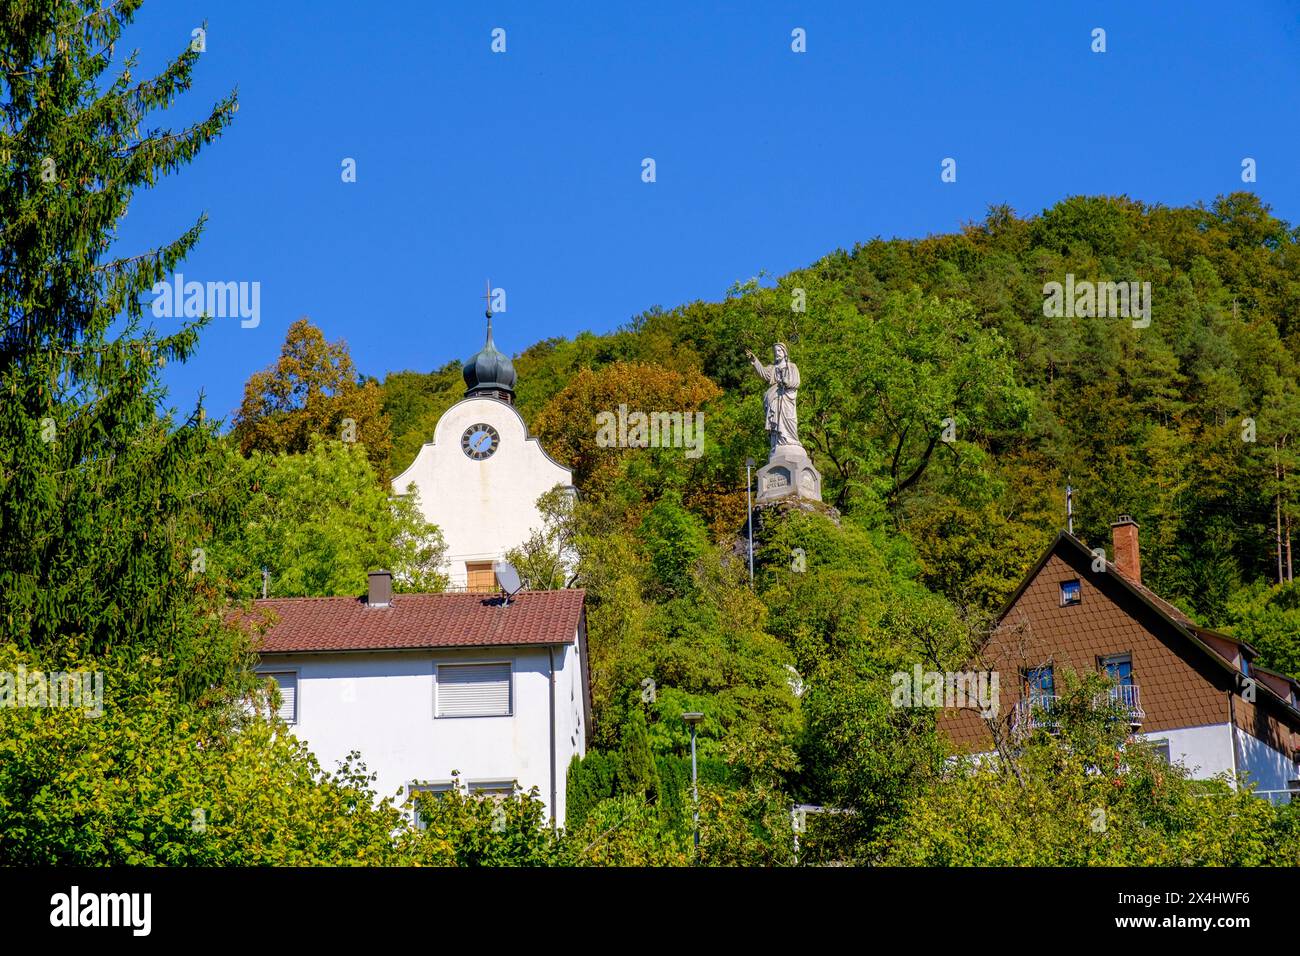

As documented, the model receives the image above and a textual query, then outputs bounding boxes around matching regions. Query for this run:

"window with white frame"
[407,781,455,830]
[435,662,512,717]
[260,670,298,724]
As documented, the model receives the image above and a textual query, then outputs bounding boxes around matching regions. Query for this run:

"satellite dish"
[494,561,523,604]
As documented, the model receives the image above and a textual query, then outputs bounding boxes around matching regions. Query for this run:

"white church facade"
[243,307,588,826]
[391,311,573,591]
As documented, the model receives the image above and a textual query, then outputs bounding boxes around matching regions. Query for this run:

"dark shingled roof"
[232,590,586,654]
[995,532,1300,718]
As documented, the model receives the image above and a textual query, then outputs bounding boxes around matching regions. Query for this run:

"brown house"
[940,518,1300,799]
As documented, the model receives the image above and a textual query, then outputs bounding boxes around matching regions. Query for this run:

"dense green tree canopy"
[210,438,448,599]
[233,318,392,475]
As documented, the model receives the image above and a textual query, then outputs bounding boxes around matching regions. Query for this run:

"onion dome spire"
[462,279,517,403]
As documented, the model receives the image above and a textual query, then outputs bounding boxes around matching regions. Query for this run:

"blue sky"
[113,1,1300,422]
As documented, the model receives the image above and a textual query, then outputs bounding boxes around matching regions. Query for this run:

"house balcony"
[1012,695,1059,735]
[1011,685,1144,736]
[1107,683,1145,725]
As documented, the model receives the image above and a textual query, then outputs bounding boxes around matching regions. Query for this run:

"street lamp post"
[682,712,704,854]
[745,458,755,587]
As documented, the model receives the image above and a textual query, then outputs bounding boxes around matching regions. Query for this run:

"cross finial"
[482,279,494,345]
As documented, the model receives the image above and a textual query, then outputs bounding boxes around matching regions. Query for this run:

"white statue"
[745,342,802,454]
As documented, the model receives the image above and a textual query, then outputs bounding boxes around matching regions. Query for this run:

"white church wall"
[391,397,572,588]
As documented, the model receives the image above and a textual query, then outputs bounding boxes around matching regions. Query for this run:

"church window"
[466,561,498,591]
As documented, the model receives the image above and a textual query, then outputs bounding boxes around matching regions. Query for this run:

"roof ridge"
[250,588,585,604]
[236,588,586,654]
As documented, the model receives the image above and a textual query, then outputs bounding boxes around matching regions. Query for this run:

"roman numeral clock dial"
[461,423,500,461]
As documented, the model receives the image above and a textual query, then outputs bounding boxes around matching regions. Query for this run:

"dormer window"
[1060,580,1081,606]
[1240,657,1251,677]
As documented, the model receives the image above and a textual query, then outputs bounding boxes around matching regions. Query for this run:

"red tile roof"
[232,590,586,654]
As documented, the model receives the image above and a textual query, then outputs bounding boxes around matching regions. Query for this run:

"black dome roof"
[462,317,516,399]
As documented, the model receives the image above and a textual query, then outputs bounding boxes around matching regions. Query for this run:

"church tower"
[391,295,573,590]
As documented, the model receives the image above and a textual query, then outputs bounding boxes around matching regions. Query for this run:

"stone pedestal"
[756,445,822,504]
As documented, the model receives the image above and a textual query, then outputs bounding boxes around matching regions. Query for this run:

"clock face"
[461,423,500,461]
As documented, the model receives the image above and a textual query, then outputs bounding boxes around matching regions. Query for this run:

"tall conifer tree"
[0,2,244,694]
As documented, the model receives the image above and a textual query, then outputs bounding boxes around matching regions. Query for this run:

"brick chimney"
[367,570,392,608]
[1111,516,1141,585]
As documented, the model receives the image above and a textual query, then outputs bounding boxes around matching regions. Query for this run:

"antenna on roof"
[495,561,523,606]
[1066,485,1074,535]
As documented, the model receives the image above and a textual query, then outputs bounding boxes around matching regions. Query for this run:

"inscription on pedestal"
[756,455,821,504]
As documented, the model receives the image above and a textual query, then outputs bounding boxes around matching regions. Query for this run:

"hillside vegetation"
[343,194,1300,861]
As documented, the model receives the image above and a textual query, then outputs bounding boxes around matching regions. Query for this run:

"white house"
[391,311,573,591]
[244,572,590,826]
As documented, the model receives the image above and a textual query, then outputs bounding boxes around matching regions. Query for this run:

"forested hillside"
[333,193,1300,862]
[383,193,1300,666]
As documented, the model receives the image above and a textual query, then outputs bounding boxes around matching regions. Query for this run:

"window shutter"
[466,562,498,592]
[438,663,511,717]
[268,672,297,723]
[467,780,516,798]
